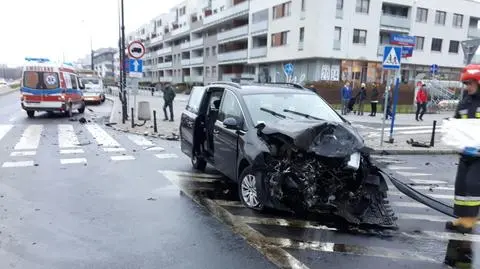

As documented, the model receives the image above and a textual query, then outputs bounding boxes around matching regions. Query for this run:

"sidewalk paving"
[104,89,458,154]
[0,86,18,96]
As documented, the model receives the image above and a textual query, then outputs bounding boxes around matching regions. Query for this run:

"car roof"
[207,82,315,96]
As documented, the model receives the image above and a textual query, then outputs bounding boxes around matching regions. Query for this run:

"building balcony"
[336,9,343,19]
[183,76,191,82]
[217,25,249,41]
[158,62,173,68]
[298,41,304,50]
[149,36,163,45]
[222,73,256,81]
[250,46,267,58]
[468,27,480,38]
[181,59,191,66]
[160,76,173,82]
[250,20,268,34]
[171,25,190,37]
[203,1,249,25]
[190,38,204,47]
[190,56,204,65]
[218,49,248,62]
[181,42,190,49]
[380,14,411,29]
[190,75,204,82]
[157,47,172,55]
[333,40,341,50]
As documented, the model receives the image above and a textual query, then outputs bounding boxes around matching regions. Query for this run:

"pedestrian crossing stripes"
[159,170,471,267]
[361,124,443,138]
[0,123,180,168]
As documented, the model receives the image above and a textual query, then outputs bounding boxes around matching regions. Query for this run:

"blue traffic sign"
[129,58,143,73]
[382,46,402,70]
[284,63,294,75]
[430,64,439,74]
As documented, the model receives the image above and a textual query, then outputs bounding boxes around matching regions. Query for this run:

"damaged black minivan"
[179,82,396,228]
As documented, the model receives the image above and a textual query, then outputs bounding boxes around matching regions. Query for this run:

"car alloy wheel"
[241,174,261,208]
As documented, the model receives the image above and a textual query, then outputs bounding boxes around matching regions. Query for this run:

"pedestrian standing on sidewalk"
[415,83,428,121]
[370,83,379,117]
[341,82,352,115]
[356,83,367,116]
[162,83,176,122]
[445,64,480,234]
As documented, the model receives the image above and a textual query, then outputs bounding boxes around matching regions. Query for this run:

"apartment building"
[126,0,480,84]
[92,48,117,79]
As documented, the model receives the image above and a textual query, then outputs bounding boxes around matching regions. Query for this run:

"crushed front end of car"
[253,119,397,229]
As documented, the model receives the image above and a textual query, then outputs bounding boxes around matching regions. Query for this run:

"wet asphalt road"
[0,91,276,269]
[0,90,475,268]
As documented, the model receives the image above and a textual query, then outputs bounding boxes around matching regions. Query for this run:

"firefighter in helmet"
[445,64,480,233]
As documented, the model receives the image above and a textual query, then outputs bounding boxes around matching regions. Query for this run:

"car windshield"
[80,78,100,85]
[242,92,343,125]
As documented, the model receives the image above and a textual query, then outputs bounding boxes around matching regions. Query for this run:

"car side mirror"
[223,117,239,130]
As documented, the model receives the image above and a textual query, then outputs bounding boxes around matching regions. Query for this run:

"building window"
[352,29,367,44]
[212,46,216,55]
[252,9,268,23]
[334,27,341,41]
[435,10,446,25]
[449,40,460,53]
[205,67,210,77]
[336,0,343,10]
[179,6,186,16]
[416,8,428,22]
[271,31,288,47]
[299,27,304,42]
[453,13,463,27]
[414,36,424,50]
[212,66,217,78]
[431,38,443,52]
[355,0,369,14]
[301,0,305,11]
[273,1,291,20]
[205,47,210,57]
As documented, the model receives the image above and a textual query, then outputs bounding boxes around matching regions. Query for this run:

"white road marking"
[159,170,223,179]
[155,153,178,159]
[60,149,84,154]
[58,124,80,148]
[10,151,36,156]
[398,213,452,222]
[409,185,455,191]
[374,159,406,164]
[2,160,35,168]
[103,147,126,152]
[399,129,445,135]
[389,191,453,200]
[110,155,135,161]
[410,179,448,184]
[391,201,429,208]
[127,134,154,146]
[375,126,442,131]
[396,171,432,177]
[60,158,87,164]
[14,125,43,150]
[0,124,13,142]
[387,166,418,170]
[85,123,120,147]
[146,146,165,151]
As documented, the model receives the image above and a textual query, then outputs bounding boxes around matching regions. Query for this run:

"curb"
[107,124,179,141]
[0,88,18,97]
[372,148,457,155]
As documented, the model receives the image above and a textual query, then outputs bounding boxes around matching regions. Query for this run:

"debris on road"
[79,117,87,124]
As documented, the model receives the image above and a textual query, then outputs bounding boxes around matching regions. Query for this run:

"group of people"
[340,82,391,119]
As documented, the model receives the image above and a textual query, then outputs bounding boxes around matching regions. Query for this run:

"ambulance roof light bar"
[24,57,51,63]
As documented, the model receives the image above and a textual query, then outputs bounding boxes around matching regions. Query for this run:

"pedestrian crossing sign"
[382,46,402,70]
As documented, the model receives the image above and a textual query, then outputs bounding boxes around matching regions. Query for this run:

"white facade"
[125,0,480,84]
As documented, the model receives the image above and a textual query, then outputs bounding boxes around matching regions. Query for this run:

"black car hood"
[258,119,366,157]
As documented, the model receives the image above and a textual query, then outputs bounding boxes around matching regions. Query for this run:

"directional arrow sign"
[128,58,143,78]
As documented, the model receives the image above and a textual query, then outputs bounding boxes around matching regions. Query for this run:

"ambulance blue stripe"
[21,87,82,95]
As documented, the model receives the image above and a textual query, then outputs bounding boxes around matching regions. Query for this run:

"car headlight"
[347,152,361,170]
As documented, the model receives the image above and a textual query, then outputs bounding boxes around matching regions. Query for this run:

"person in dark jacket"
[162,84,176,121]
[369,83,379,117]
[355,83,367,116]
[445,64,480,234]
[341,82,352,115]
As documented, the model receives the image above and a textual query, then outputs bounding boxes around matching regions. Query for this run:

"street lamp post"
[119,0,128,123]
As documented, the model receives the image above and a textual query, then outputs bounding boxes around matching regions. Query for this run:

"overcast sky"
[0,0,182,67]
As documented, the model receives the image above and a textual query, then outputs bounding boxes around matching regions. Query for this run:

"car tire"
[101,95,105,103]
[26,111,35,118]
[78,102,85,114]
[191,154,207,171]
[238,166,264,211]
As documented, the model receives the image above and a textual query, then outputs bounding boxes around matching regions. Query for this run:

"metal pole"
[388,69,401,143]
[380,71,391,147]
[90,35,94,70]
[131,107,134,128]
[120,0,128,123]
[430,120,437,147]
[153,110,158,133]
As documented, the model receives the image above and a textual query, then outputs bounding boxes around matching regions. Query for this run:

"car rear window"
[186,86,206,114]
[23,71,59,89]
